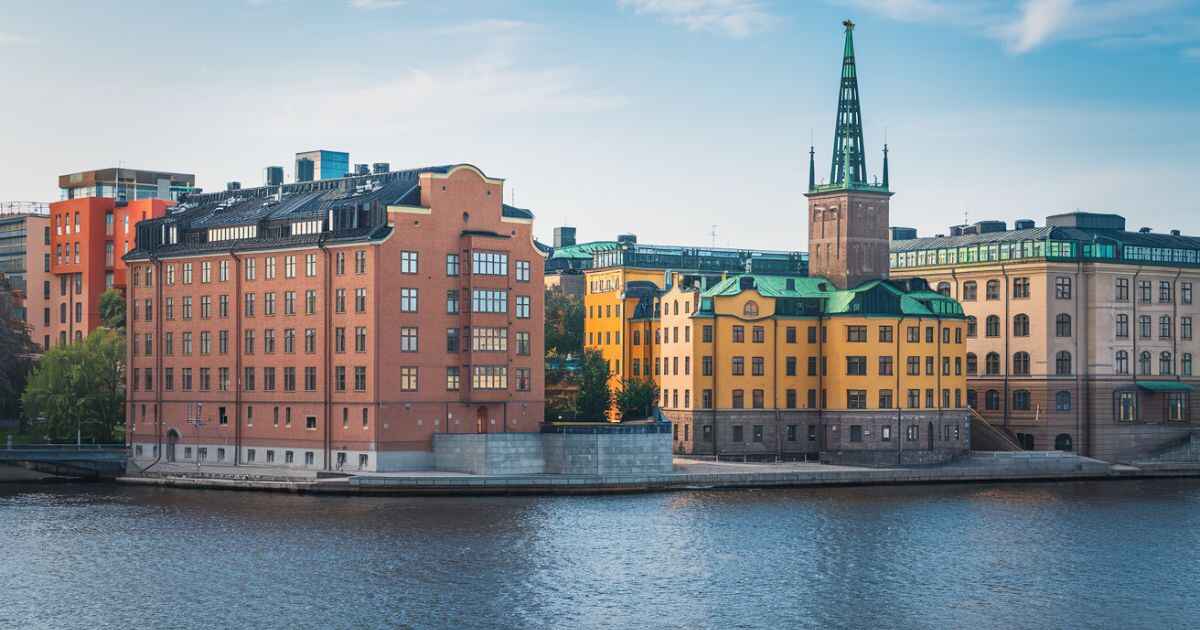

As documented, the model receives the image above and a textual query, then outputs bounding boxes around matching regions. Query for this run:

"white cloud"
[349,0,404,9]
[619,0,775,38]
[999,0,1073,53]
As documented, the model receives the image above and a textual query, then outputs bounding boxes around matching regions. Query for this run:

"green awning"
[1135,380,1194,392]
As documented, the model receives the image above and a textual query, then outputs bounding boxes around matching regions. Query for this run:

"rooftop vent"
[949,225,965,237]
[372,162,390,174]
[1171,229,1181,236]
[354,164,370,176]
[738,276,755,290]
[226,181,241,191]
[617,233,637,245]
[974,220,1007,234]
[1139,227,1152,233]
[786,278,796,290]
[1014,219,1035,230]
[889,226,918,241]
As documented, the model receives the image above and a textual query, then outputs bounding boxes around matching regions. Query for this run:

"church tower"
[806,20,893,289]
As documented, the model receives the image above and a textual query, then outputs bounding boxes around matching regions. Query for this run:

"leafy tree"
[615,377,657,420]
[0,276,35,422]
[99,289,126,332]
[544,288,584,357]
[22,328,125,442]
[575,348,611,421]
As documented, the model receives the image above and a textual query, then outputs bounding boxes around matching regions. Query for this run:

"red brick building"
[124,164,545,471]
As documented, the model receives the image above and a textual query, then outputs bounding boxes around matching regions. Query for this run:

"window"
[878,326,893,342]
[265,257,276,279]
[1160,315,1172,339]
[472,327,508,352]
[516,368,531,392]
[1168,393,1187,422]
[1056,391,1072,411]
[731,356,744,376]
[906,356,920,376]
[936,282,951,296]
[400,251,419,274]
[1184,353,1193,377]
[878,356,893,376]
[516,295,530,319]
[472,289,506,313]
[400,327,418,352]
[1116,314,1129,338]
[751,389,764,409]
[847,326,867,342]
[1013,314,1030,337]
[985,389,1000,410]
[732,326,745,343]
[400,288,418,312]
[966,353,977,375]
[355,367,367,391]
[879,390,893,409]
[472,251,508,275]
[986,280,1000,300]
[284,255,296,279]
[965,316,977,338]
[304,367,317,391]
[355,288,367,313]
[516,260,531,282]
[1139,315,1151,339]
[1013,352,1030,375]
[703,325,713,343]
[751,326,764,343]
[1183,282,1193,305]
[245,257,256,280]
[446,254,460,276]
[847,390,867,409]
[1183,317,1193,340]
[1116,277,1129,302]
[1138,280,1151,303]
[355,250,367,274]
[283,367,295,391]
[846,356,867,375]
[399,367,418,391]
[1161,351,1174,375]
[962,282,977,301]
[907,389,920,409]
[985,315,1000,338]
[472,366,507,390]
[1013,277,1029,298]
[907,326,919,343]
[1056,351,1072,375]
[284,291,295,315]
[1055,277,1071,299]
[446,367,461,391]
[336,367,347,391]
[1115,350,1129,375]
[732,390,744,409]
[1160,281,1173,303]
[1139,351,1152,375]
[1117,391,1136,422]
[1012,390,1031,411]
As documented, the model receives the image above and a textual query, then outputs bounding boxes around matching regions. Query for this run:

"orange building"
[47,197,172,345]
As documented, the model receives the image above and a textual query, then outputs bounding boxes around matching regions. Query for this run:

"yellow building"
[650,274,968,464]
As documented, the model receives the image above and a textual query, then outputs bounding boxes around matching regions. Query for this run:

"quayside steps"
[968,408,1024,452]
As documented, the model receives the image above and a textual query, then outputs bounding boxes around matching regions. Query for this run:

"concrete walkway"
[115,452,1200,496]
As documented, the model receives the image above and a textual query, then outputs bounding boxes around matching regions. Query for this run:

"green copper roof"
[1135,380,1194,392]
[549,241,620,260]
[702,275,964,318]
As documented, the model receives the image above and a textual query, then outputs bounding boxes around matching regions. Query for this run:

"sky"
[1,0,1198,249]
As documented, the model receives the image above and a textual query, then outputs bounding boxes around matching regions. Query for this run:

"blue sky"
[1,0,1198,248]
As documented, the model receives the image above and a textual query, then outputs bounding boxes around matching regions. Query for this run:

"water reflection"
[2,480,1199,629]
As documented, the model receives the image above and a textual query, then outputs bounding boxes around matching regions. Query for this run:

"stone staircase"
[951,451,1112,474]
[967,408,1024,452]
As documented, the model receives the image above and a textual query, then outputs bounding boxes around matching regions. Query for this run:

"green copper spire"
[829,19,868,188]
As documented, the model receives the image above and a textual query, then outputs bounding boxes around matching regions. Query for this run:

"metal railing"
[967,407,1024,451]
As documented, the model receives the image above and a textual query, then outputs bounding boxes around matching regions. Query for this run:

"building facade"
[581,20,971,464]
[295,150,350,182]
[0,203,52,350]
[890,211,1200,462]
[125,163,545,472]
[58,167,195,202]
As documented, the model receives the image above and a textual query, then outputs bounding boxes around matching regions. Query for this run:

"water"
[2,480,1199,630]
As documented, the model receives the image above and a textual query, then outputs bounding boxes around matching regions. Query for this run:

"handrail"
[967,407,1024,451]
[2,443,128,451]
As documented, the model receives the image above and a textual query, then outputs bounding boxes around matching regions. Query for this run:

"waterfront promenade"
[116,452,1200,495]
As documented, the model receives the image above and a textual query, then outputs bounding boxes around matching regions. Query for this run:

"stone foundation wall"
[432,434,546,475]
[432,428,673,475]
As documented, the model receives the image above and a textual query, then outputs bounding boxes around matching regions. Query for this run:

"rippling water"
[2,480,1199,629]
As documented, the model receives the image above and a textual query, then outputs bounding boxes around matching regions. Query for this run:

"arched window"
[743,300,759,317]
[1056,313,1071,337]
[985,389,1000,410]
[962,281,977,301]
[1116,314,1129,338]
[1012,389,1031,410]
[1160,351,1173,375]
[1055,433,1074,451]
[1139,351,1152,375]
[986,315,1000,337]
[986,352,1000,375]
[1056,391,1072,411]
[986,279,1000,300]
[966,315,977,338]
[966,352,978,375]
[967,389,978,409]
[1013,314,1030,337]
[1013,351,1030,375]
[936,281,951,296]
[1115,350,1129,375]
[1056,351,1072,375]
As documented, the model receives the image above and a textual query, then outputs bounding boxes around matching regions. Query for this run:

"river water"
[2,480,1198,629]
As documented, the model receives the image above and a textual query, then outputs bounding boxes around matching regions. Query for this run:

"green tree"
[615,377,657,420]
[575,348,611,421]
[544,288,584,357]
[22,328,125,442]
[99,288,126,332]
[0,276,35,422]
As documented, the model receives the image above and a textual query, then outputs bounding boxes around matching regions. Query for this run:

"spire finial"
[808,145,816,191]
[882,143,889,190]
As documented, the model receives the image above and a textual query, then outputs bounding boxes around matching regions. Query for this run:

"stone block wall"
[432,434,546,475]
[543,432,673,475]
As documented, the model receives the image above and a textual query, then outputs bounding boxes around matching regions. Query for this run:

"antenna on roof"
[710,224,718,247]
